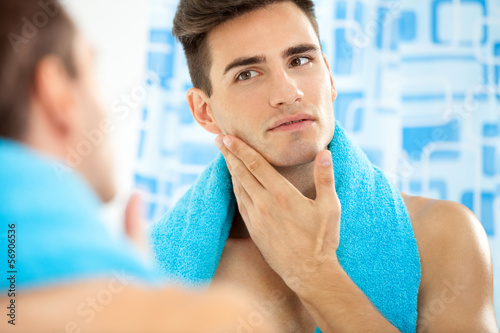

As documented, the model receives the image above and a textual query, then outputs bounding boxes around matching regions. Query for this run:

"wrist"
[287,254,344,301]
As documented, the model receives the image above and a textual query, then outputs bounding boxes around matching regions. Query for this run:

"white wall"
[63,0,150,232]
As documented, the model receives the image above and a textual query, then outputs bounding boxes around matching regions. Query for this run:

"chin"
[265,146,319,168]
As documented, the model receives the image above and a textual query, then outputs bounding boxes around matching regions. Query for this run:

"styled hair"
[0,0,77,140]
[172,0,320,96]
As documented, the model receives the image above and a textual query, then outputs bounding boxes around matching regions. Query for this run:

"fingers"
[216,135,288,193]
[313,150,337,205]
[216,135,266,199]
[232,178,253,212]
[124,192,149,253]
[232,178,253,231]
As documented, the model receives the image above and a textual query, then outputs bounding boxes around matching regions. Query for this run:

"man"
[0,1,274,332]
[151,0,498,332]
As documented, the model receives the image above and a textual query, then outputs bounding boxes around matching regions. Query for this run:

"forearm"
[295,260,400,333]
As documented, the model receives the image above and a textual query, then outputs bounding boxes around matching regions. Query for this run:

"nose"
[269,70,304,108]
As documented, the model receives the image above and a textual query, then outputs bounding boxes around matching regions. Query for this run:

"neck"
[274,160,316,199]
[23,105,67,161]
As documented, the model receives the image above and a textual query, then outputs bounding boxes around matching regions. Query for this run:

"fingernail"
[223,136,232,147]
[320,151,332,167]
[215,135,223,149]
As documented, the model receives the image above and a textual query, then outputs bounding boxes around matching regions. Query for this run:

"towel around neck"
[151,121,421,332]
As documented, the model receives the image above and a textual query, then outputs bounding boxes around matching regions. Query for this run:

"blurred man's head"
[174,0,337,168]
[0,0,115,201]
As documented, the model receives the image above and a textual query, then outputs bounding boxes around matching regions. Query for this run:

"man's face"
[70,35,115,202]
[206,2,337,167]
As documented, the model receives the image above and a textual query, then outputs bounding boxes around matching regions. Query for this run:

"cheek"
[210,103,231,134]
[302,79,331,114]
[212,98,262,136]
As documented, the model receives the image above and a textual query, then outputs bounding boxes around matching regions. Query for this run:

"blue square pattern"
[179,84,195,125]
[334,92,364,131]
[410,180,422,194]
[495,43,500,101]
[148,52,174,81]
[402,120,461,161]
[144,202,158,221]
[334,0,365,73]
[335,29,354,75]
[483,124,499,176]
[462,191,495,235]
[400,11,417,42]
[484,64,490,85]
[375,7,399,50]
[179,101,194,125]
[483,146,496,176]
[147,29,176,80]
[409,180,448,199]
[336,1,364,23]
[431,0,487,46]
[180,143,220,165]
[430,180,448,199]
[484,123,500,138]
[164,181,174,198]
[137,129,146,160]
[150,29,175,44]
[134,173,159,220]
[429,150,461,160]
[402,93,475,103]
[135,173,159,194]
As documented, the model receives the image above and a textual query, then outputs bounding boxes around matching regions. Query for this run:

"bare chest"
[212,237,316,333]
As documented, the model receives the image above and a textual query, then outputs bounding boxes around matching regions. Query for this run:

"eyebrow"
[222,43,319,77]
[223,55,266,76]
[281,43,319,59]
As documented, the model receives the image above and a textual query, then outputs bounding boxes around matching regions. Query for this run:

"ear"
[32,56,76,137]
[187,87,222,135]
[323,54,338,103]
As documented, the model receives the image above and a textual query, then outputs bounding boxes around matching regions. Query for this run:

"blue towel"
[151,121,421,333]
[0,139,159,291]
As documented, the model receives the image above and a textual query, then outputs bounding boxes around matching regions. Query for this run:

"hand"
[124,192,151,260]
[216,135,342,291]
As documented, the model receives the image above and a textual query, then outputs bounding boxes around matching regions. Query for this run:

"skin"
[0,32,275,333]
[188,2,499,332]
[0,280,272,333]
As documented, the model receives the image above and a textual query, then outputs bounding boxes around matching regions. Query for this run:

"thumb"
[124,192,149,252]
[313,150,337,203]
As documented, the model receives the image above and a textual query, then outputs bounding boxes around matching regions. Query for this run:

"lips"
[269,113,314,131]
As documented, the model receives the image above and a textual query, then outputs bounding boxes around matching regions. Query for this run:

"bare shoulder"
[401,193,492,264]
[401,193,489,250]
[400,193,498,331]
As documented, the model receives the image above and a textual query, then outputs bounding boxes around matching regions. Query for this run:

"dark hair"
[173,0,320,96]
[0,0,77,140]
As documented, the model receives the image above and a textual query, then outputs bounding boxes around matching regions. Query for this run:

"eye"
[289,56,312,68]
[236,70,259,81]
